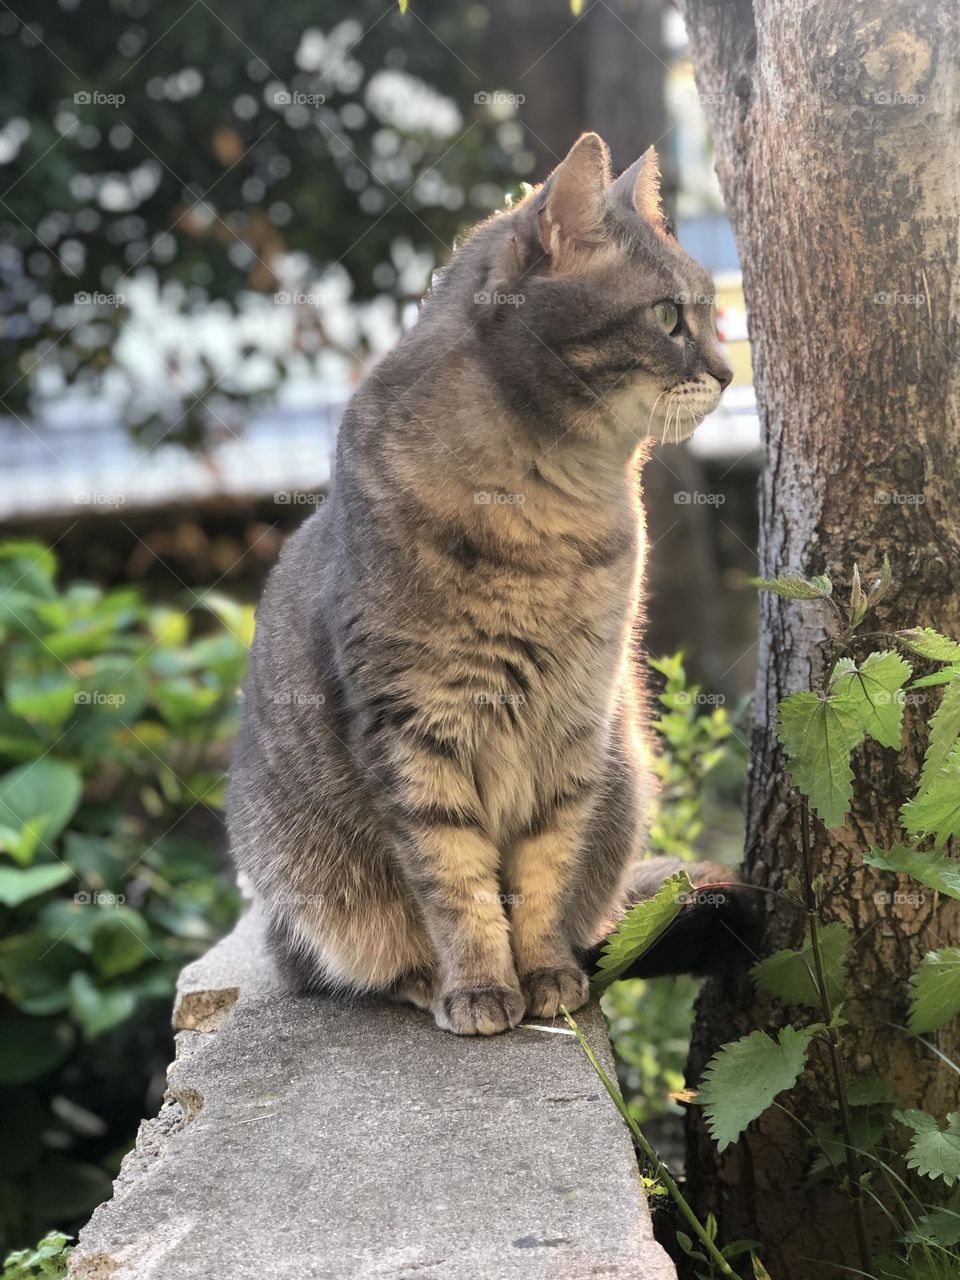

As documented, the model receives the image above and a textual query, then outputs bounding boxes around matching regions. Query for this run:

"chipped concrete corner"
[68,906,676,1280]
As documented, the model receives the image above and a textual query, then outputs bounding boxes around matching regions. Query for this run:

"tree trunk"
[678,0,960,1273]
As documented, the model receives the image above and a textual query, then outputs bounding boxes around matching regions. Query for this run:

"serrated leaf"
[918,676,960,796]
[901,750,960,845]
[751,921,848,1008]
[777,691,864,827]
[829,650,911,749]
[897,1110,960,1186]
[911,665,960,689]
[697,1025,815,1151]
[592,871,693,990]
[908,948,960,1034]
[752,574,832,599]
[897,628,960,663]
[865,845,960,900]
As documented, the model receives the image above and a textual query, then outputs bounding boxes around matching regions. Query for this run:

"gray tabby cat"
[229,133,741,1036]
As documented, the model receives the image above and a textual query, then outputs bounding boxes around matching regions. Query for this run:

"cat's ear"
[536,132,611,266]
[609,146,669,235]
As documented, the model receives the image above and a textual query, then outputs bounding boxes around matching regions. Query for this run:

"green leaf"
[908,948,960,1034]
[0,759,83,860]
[810,1111,886,1176]
[91,907,153,977]
[68,971,137,1039]
[0,1016,73,1084]
[0,816,45,866]
[592,871,693,990]
[776,691,864,827]
[5,673,80,728]
[911,665,960,689]
[898,628,960,663]
[897,1110,960,1186]
[846,1075,899,1106]
[904,1208,960,1247]
[918,676,960,796]
[829,650,911,749]
[901,750,960,845]
[865,846,960,900]
[0,861,73,906]
[0,539,58,597]
[751,574,832,600]
[751,921,848,1008]
[697,1025,816,1151]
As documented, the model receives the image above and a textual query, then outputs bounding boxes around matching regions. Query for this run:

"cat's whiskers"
[647,387,670,438]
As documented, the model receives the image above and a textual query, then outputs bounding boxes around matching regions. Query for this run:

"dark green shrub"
[0,541,248,1253]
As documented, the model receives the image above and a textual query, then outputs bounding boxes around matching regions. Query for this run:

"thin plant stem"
[799,801,873,1277]
[562,1007,742,1280]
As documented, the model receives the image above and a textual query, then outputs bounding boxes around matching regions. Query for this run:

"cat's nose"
[709,363,733,391]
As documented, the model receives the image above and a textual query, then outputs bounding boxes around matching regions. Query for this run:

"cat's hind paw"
[521,966,589,1019]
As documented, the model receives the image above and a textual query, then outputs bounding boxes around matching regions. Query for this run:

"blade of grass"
[562,1006,745,1280]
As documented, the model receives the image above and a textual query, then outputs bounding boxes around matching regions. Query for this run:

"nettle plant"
[572,559,960,1280]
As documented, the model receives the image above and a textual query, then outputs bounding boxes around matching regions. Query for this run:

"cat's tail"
[581,857,766,980]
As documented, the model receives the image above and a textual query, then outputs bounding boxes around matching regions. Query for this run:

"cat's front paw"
[521,966,590,1018]
[434,984,525,1036]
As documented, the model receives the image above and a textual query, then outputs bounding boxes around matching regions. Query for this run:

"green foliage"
[0,542,246,1251]
[592,871,693,991]
[776,689,865,827]
[830,650,912,750]
[751,921,848,1009]
[750,573,832,599]
[908,951,960,1036]
[897,1112,960,1187]
[647,653,735,861]
[697,1026,817,1152]
[864,847,960,899]
[722,567,960,1276]
[1,1232,71,1280]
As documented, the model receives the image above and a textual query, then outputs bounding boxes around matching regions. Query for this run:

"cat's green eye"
[653,300,681,335]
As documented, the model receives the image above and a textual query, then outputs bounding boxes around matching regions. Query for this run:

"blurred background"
[0,0,760,1264]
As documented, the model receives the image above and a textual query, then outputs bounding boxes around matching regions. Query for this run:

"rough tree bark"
[678,1,960,1274]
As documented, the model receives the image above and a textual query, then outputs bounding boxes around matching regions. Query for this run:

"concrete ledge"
[69,907,676,1280]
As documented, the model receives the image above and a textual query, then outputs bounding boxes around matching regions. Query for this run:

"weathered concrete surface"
[69,907,675,1280]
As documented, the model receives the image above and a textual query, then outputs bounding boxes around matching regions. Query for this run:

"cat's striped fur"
[228,134,737,1035]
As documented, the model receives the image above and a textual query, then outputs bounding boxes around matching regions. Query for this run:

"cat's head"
[438,133,732,447]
